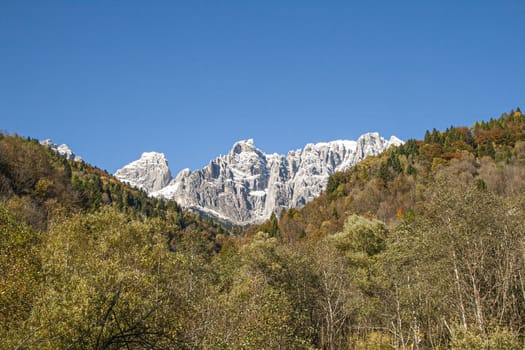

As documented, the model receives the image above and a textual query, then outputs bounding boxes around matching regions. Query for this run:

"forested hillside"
[2,109,525,349]
[0,133,227,236]
[269,108,525,240]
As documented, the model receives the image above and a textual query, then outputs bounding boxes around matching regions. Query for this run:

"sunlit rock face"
[117,133,403,225]
[115,152,172,193]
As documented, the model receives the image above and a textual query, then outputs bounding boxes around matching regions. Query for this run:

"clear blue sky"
[1,1,524,174]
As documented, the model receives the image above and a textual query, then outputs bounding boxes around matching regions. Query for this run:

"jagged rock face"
[141,133,402,225]
[115,152,172,193]
[40,139,82,161]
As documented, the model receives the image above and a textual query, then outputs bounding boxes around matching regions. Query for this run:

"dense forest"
[3,109,525,349]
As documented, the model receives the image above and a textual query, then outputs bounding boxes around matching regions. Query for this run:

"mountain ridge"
[116,132,402,225]
[39,139,82,162]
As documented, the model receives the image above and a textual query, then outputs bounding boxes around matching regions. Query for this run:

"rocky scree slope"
[115,133,402,225]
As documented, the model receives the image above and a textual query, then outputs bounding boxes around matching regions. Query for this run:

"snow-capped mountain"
[114,152,172,192]
[40,139,82,162]
[115,132,402,225]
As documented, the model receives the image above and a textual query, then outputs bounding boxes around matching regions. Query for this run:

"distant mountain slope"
[39,139,82,162]
[116,132,402,225]
[264,108,525,241]
[0,132,225,237]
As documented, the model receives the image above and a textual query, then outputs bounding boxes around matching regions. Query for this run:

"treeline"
[3,109,525,349]
[4,185,524,349]
[0,133,227,237]
[0,133,184,227]
[272,108,525,239]
[249,108,525,348]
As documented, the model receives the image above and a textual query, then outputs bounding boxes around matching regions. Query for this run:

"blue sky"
[1,1,524,174]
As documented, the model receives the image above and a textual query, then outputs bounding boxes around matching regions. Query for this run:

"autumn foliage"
[2,109,525,349]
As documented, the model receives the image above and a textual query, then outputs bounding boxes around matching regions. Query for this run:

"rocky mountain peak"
[40,139,82,161]
[117,133,402,225]
[389,135,404,146]
[230,138,255,154]
[115,152,172,193]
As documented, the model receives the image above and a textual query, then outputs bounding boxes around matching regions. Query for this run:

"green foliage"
[351,331,394,350]
[451,326,521,350]
[398,138,419,156]
[331,214,387,256]
[3,108,525,349]
[25,208,185,349]
[257,212,280,238]
[326,171,350,198]
[0,203,42,348]
[382,180,525,348]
